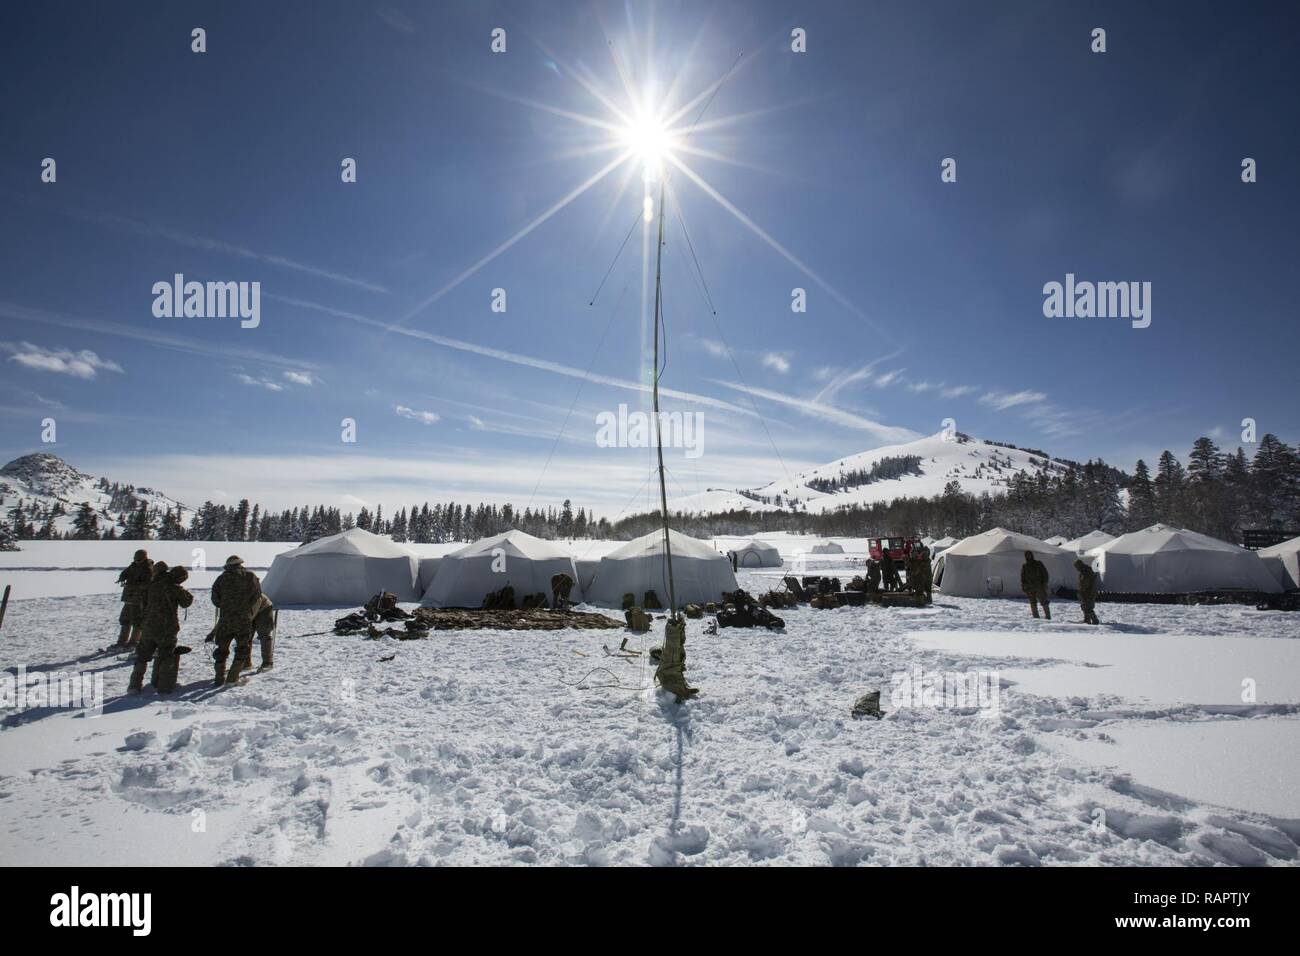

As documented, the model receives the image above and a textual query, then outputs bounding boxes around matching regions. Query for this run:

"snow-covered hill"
[671,431,1073,514]
[0,452,190,537]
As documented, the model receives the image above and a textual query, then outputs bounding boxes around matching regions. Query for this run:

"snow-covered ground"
[1,547,1297,866]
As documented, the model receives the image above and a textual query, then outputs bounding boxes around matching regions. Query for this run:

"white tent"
[1044,535,1069,547]
[811,541,845,555]
[262,528,420,605]
[417,557,443,593]
[930,536,958,554]
[575,557,602,595]
[421,530,581,608]
[920,536,935,547]
[1064,530,1115,553]
[932,528,1076,598]
[586,529,737,609]
[1090,524,1281,594]
[1258,535,1300,591]
[729,539,783,568]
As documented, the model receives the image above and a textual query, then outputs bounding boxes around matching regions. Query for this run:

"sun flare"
[619,110,676,182]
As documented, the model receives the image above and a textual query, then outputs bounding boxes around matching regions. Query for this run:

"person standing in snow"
[128,565,193,694]
[249,593,276,671]
[1074,559,1101,625]
[114,549,153,648]
[211,555,263,686]
[1020,551,1051,620]
[880,552,899,592]
[910,547,933,604]
[865,558,881,594]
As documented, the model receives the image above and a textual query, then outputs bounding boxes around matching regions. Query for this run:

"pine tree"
[123,503,152,540]
[72,503,101,540]
[1126,460,1157,529]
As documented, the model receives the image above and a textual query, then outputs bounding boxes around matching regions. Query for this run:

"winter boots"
[127,658,149,694]
[213,662,226,687]
[116,623,132,647]
[258,637,274,671]
[152,648,180,694]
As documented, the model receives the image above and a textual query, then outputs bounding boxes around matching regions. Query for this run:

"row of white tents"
[932,524,1291,597]
[262,527,742,609]
[260,524,1299,607]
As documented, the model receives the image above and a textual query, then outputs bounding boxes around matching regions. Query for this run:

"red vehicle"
[868,536,922,562]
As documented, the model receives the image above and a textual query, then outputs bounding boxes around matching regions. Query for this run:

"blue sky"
[2,0,1297,515]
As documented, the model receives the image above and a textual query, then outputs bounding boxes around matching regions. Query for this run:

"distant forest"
[1,434,1297,549]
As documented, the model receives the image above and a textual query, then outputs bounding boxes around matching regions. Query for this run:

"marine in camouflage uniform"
[550,572,574,610]
[211,555,263,686]
[128,565,194,694]
[865,559,881,593]
[250,594,276,671]
[1020,551,1051,620]
[1074,559,1101,625]
[880,553,899,592]
[909,547,933,604]
[115,549,153,648]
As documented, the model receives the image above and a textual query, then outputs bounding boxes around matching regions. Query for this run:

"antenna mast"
[650,178,678,615]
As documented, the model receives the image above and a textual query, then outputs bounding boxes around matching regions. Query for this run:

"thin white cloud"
[694,337,729,359]
[0,301,323,372]
[980,390,1048,411]
[395,404,440,425]
[1,341,123,379]
[235,373,284,392]
[283,370,317,386]
[812,352,903,404]
[35,202,389,294]
[940,384,978,399]
[376,7,415,34]
[873,368,904,388]
[711,380,918,443]
[761,352,791,374]
[267,294,759,418]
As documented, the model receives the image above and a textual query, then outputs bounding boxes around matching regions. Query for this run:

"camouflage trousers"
[117,601,145,645]
[119,601,145,627]
[213,628,254,669]
[1080,598,1100,625]
[1027,589,1051,619]
[130,630,179,693]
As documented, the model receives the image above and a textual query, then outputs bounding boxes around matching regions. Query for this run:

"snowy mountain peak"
[0,453,189,537]
[1,452,92,496]
[669,431,1076,515]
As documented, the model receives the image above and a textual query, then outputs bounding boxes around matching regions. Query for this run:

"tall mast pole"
[650,178,678,617]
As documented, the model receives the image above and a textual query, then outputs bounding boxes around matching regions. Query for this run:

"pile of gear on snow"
[333,588,621,637]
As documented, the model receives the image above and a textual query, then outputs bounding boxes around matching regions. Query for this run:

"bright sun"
[620,111,675,181]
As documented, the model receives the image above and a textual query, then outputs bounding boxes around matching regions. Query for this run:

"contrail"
[399,150,632,324]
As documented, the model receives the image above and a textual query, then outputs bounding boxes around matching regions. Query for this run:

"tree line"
[1,434,1296,548]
